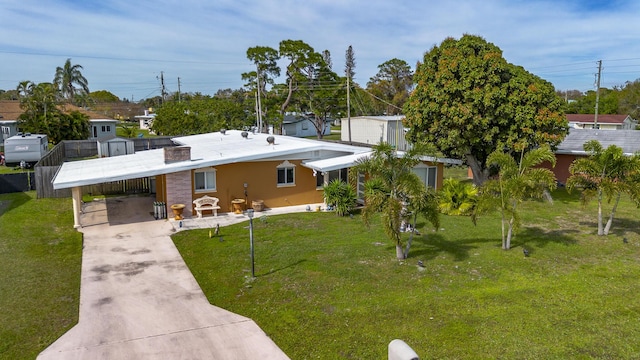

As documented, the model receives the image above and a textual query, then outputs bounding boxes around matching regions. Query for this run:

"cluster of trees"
[558,80,640,120]
[325,35,640,260]
[152,40,416,137]
[15,59,93,143]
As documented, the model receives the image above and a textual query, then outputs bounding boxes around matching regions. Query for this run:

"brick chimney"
[164,146,191,163]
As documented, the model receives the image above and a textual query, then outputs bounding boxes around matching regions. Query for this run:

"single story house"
[0,120,19,146]
[282,113,331,138]
[135,109,156,133]
[89,119,118,140]
[0,100,118,142]
[542,128,640,184]
[567,114,637,130]
[53,130,460,228]
[340,115,410,151]
[0,100,24,147]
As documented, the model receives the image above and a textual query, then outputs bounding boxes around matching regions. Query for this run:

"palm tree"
[567,140,640,235]
[54,58,89,102]
[477,145,557,250]
[353,142,439,260]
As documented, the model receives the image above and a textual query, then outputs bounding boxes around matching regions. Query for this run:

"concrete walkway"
[37,195,320,359]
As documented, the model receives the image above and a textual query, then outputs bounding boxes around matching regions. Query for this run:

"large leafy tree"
[353,142,439,260]
[278,40,322,131]
[297,50,342,139]
[566,140,640,236]
[404,34,568,185]
[366,58,412,115]
[18,82,60,132]
[475,145,557,250]
[153,94,252,136]
[54,58,90,103]
[242,46,281,132]
[17,82,89,143]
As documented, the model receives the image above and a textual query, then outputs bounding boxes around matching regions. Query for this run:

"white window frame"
[277,160,296,187]
[194,168,217,192]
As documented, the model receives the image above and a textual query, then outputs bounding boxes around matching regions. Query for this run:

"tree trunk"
[404,213,418,258]
[500,211,506,249]
[396,243,406,260]
[505,215,515,250]
[597,189,604,236]
[603,192,621,235]
[466,154,488,186]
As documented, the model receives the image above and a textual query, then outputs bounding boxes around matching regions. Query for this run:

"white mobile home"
[4,133,48,166]
[340,115,409,151]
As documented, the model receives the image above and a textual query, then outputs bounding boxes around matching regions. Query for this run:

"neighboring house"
[0,100,117,141]
[89,119,118,140]
[0,100,25,147]
[53,130,460,228]
[567,114,638,130]
[0,120,19,146]
[135,109,156,134]
[282,113,331,138]
[542,128,640,184]
[340,115,410,151]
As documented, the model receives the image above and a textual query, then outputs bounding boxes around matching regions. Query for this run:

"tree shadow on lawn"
[508,226,579,256]
[578,217,640,238]
[406,233,495,262]
[406,224,579,261]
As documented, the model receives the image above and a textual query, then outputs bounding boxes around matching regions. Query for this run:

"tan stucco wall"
[189,160,323,215]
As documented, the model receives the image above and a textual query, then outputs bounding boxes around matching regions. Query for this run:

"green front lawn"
[0,192,82,359]
[173,191,640,359]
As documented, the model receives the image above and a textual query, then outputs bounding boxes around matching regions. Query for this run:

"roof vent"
[267,136,275,145]
[220,129,226,135]
[241,131,249,139]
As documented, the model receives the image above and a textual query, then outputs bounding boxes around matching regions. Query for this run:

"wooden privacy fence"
[35,137,173,198]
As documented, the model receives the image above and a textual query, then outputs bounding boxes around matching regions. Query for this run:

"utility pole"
[159,71,166,104]
[177,77,181,102]
[594,60,602,129]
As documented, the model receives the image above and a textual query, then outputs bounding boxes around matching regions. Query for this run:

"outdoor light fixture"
[247,209,255,278]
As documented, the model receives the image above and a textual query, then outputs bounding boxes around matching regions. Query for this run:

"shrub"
[323,179,356,216]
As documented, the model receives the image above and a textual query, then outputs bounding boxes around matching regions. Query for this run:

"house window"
[101,126,106,132]
[277,160,295,186]
[194,169,217,192]
[413,164,437,189]
[107,125,111,132]
[315,168,348,188]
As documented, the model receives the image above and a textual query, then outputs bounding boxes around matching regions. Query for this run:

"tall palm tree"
[567,140,640,236]
[477,145,557,250]
[353,142,439,260]
[54,58,89,102]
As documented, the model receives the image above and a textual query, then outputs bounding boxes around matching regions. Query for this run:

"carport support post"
[72,186,82,229]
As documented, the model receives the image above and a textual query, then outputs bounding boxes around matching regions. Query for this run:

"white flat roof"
[53,130,371,189]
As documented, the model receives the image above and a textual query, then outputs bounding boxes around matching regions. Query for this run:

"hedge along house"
[53,130,458,228]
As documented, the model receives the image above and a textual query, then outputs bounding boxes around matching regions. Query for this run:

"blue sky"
[2,0,640,101]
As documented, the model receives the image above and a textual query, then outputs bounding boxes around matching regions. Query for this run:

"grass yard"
[173,190,640,359]
[0,192,82,359]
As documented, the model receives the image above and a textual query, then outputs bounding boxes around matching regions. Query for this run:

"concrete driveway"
[38,196,289,359]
